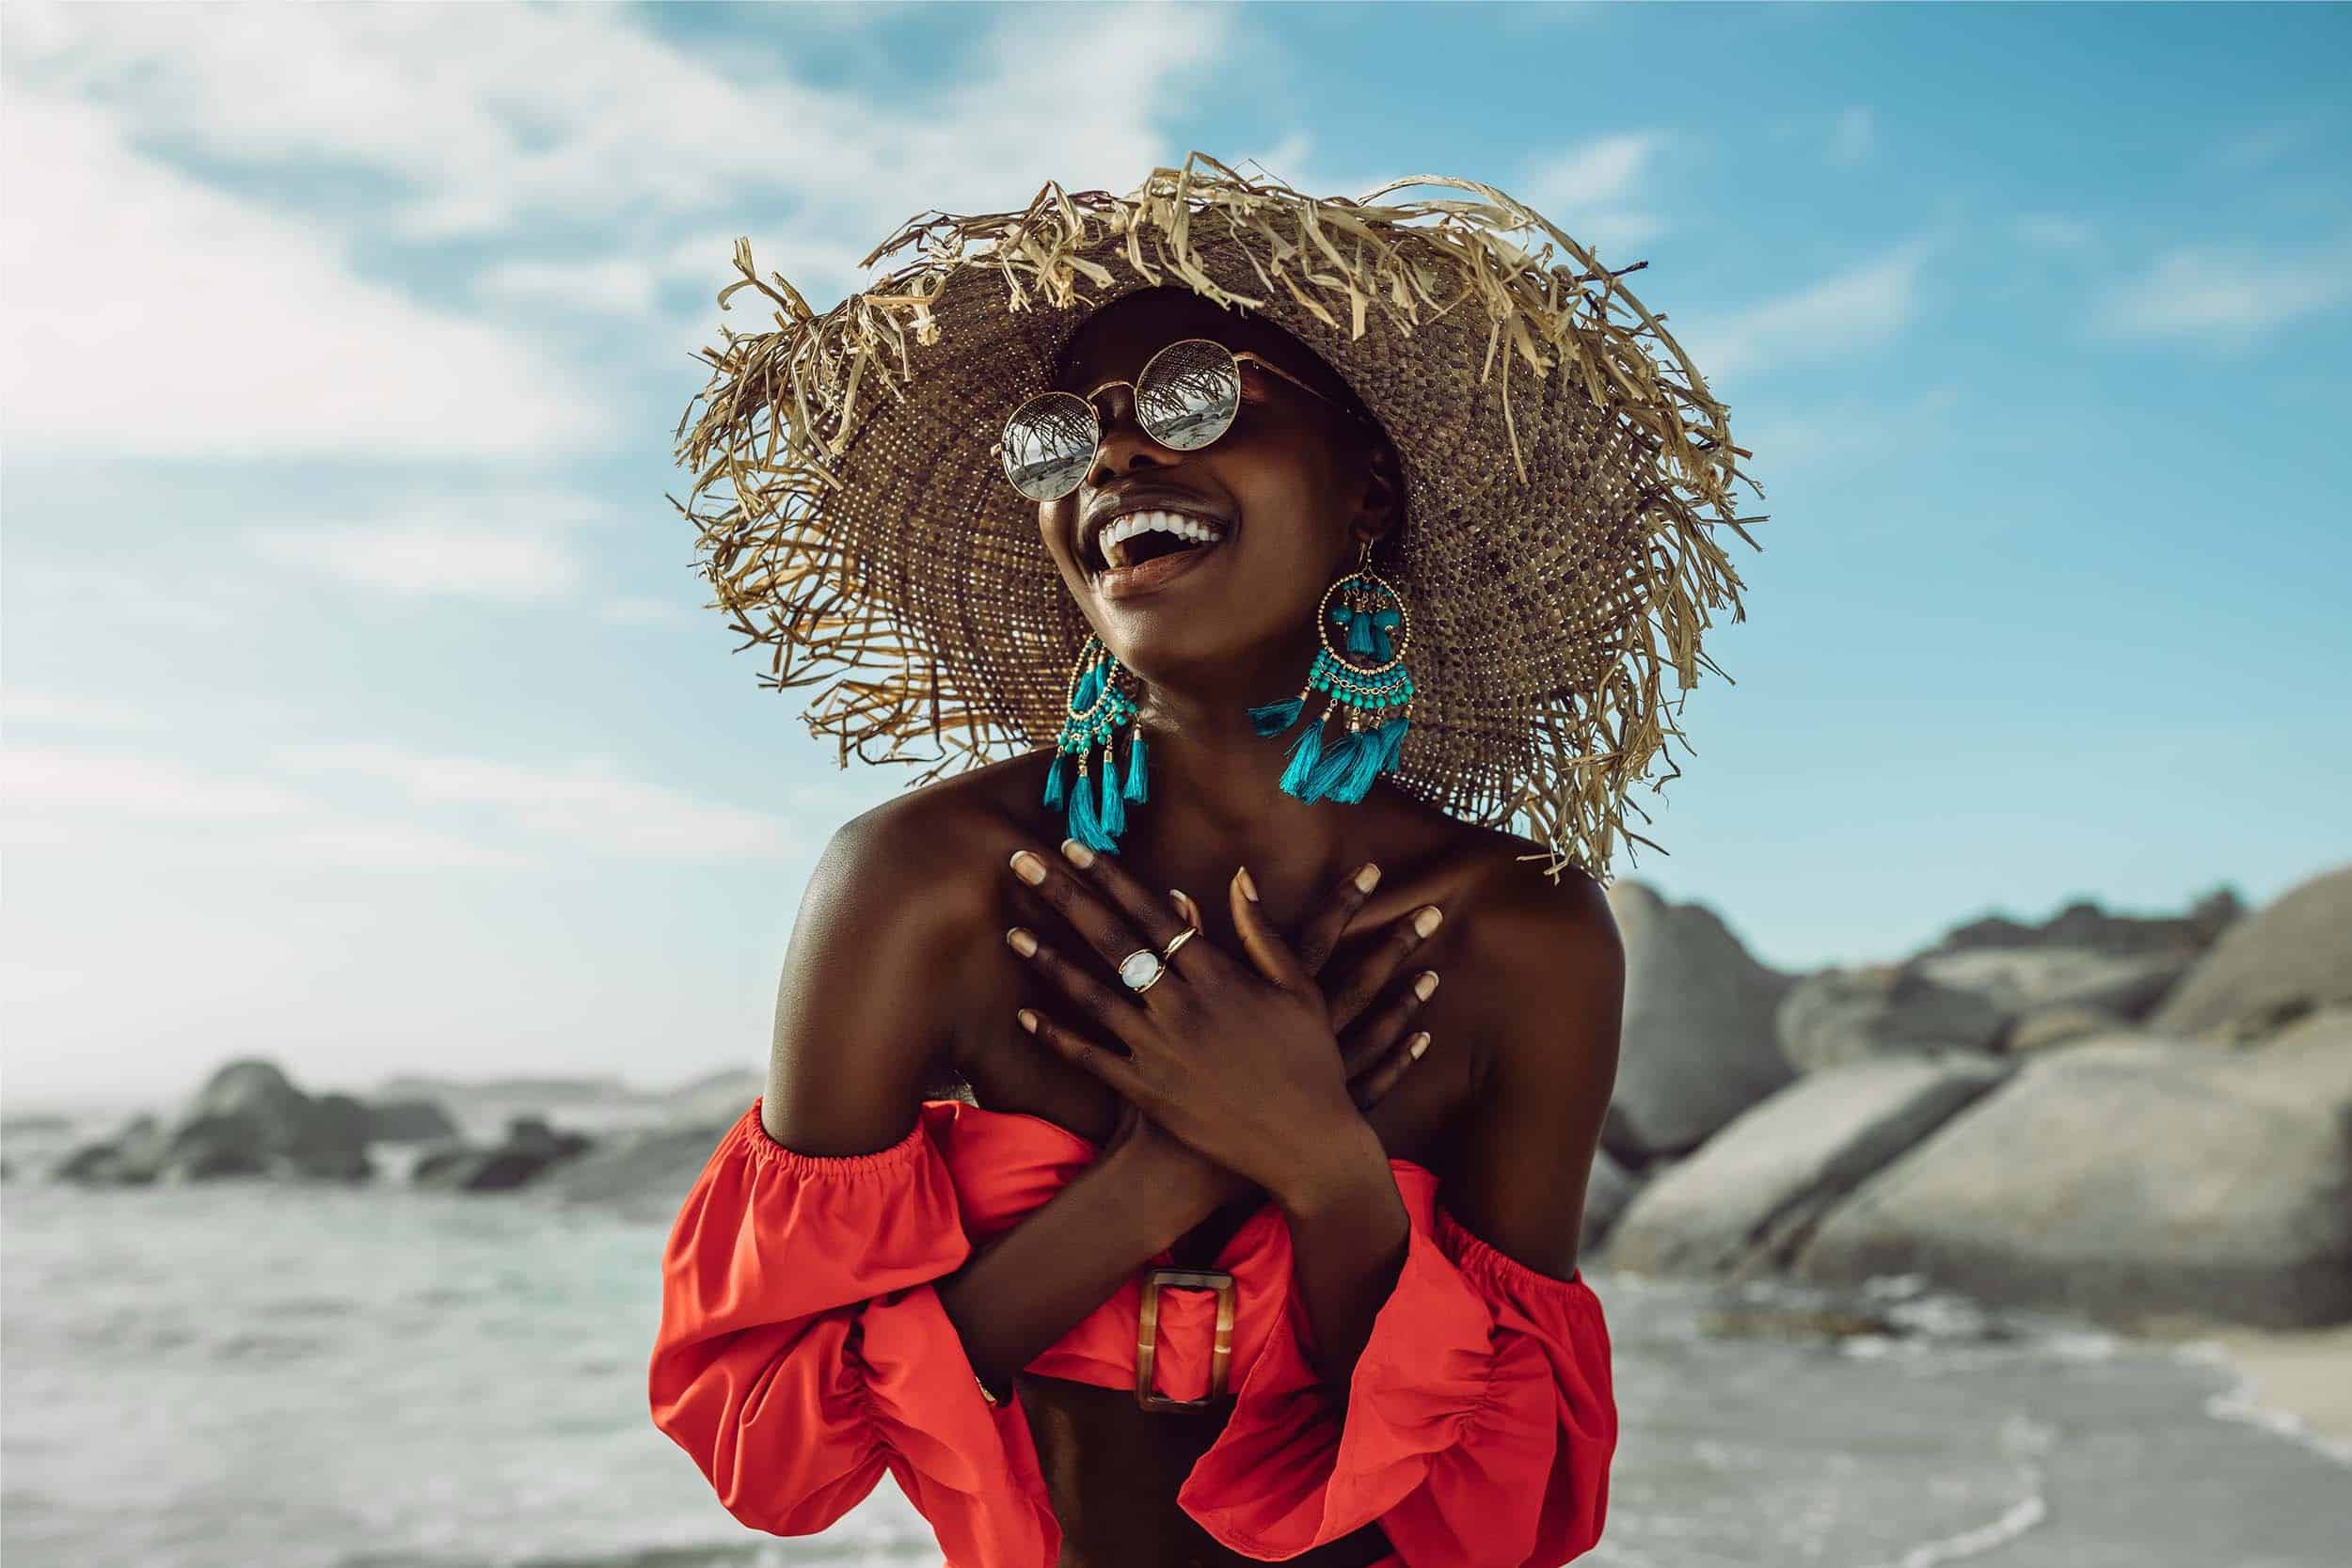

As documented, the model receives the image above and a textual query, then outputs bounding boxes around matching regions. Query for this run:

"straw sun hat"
[672,151,1765,881]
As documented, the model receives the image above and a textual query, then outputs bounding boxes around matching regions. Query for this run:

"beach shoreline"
[2134,1319,2352,1461]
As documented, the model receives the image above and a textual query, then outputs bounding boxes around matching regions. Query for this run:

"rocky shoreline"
[12,864,2346,1338]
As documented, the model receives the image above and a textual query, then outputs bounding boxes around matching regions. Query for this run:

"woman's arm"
[762,800,1227,1397]
[1283,865,1622,1390]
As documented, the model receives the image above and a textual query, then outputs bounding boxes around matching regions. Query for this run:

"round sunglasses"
[992,337,1372,503]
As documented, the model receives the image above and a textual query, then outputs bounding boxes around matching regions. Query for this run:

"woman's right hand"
[1105,863,1439,1217]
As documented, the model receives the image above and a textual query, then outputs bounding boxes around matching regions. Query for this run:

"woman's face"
[1033,289,1400,687]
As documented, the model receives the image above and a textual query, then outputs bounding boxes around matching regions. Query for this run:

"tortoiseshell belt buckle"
[1136,1265,1237,1412]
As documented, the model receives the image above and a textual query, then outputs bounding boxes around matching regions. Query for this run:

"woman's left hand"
[1004,837,1400,1206]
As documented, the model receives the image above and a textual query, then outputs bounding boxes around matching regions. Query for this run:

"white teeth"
[1098,509,1228,568]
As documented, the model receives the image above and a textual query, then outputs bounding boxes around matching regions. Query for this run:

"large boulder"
[1935,887,2241,957]
[1601,1053,2011,1278]
[52,1060,375,1185]
[1911,946,2195,1028]
[1776,960,2008,1072]
[1579,1147,1638,1255]
[1790,1029,2352,1328]
[414,1114,594,1193]
[365,1097,461,1143]
[1598,880,1797,1160]
[2148,865,2352,1042]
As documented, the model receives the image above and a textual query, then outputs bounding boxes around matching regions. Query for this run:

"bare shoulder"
[762,749,1058,1153]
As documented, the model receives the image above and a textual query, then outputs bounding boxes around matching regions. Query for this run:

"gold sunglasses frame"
[991,337,1373,502]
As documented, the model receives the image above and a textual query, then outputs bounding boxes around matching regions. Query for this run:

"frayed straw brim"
[673,151,1766,880]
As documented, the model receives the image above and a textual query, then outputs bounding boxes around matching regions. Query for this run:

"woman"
[648,156,1759,1568]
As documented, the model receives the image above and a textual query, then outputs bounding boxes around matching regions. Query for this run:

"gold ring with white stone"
[1119,947,1168,992]
[1159,925,1199,963]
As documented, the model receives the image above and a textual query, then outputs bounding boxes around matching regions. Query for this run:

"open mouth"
[1089,509,1230,574]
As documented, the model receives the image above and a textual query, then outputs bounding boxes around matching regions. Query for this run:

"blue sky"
[4,1,2346,1108]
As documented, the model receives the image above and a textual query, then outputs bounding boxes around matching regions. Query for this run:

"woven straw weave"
[673,152,1766,879]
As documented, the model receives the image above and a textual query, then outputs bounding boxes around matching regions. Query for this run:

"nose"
[1085,383,1180,486]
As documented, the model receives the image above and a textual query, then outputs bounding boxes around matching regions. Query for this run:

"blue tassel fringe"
[1121,729,1149,802]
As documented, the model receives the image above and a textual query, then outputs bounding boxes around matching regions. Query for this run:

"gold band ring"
[1159,925,1199,963]
[1118,947,1168,992]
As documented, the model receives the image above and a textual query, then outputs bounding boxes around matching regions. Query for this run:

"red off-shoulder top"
[647,1096,1617,1566]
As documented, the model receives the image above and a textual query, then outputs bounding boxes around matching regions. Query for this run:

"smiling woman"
[648,152,1762,1567]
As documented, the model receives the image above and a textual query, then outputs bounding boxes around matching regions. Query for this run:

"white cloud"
[1518,132,1676,258]
[474,257,663,317]
[278,741,799,860]
[1,689,154,732]
[1672,234,1939,384]
[243,489,616,599]
[0,91,609,460]
[2089,230,2352,346]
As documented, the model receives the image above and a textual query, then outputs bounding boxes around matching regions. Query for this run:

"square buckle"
[1136,1265,1237,1412]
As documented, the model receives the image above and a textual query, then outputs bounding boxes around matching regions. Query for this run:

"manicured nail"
[1059,837,1095,869]
[1170,889,1200,927]
[1017,1008,1039,1034]
[1413,905,1443,937]
[1005,927,1038,957]
[1009,850,1048,885]
[1409,1032,1431,1059]
[1355,862,1381,894]
[1414,971,1439,1000]
[1235,864,1260,902]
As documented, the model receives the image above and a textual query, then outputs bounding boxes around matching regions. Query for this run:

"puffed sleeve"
[646,1099,1061,1566]
[1175,1164,1616,1565]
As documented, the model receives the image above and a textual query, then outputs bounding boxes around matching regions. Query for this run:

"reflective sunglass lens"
[1136,339,1241,452]
[999,390,1099,502]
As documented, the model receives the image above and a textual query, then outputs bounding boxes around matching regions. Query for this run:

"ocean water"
[4,1176,2345,1568]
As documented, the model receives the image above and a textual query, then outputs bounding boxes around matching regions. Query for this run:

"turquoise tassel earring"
[1247,539,1415,805]
[1046,634,1148,853]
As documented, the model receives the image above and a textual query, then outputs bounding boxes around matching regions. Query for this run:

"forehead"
[1053,290,1315,391]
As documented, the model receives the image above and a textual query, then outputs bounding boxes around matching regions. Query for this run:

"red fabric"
[648,1097,1617,1566]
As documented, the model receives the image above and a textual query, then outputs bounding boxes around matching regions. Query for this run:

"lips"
[1079,484,1235,570]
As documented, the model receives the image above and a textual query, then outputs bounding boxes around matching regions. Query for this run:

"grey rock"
[2005,1003,2130,1053]
[1777,960,2008,1072]
[1599,880,1797,1160]
[541,1118,736,1218]
[2148,865,2352,1043]
[1790,1033,2352,1329]
[1933,887,2242,955]
[1601,1054,2011,1278]
[365,1097,460,1144]
[413,1114,594,1193]
[52,1063,376,1186]
[1579,1146,1638,1254]
[1913,946,2194,1026]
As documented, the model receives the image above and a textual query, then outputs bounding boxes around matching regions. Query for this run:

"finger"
[1018,1006,1155,1105]
[1229,863,1311,991]
[1340,968,1439,1075]
[1168,886,1203,931]
[1293,861,1383,979]
[1008,845,1167,979]
[1005,926,1150,1051]
[1056,837,1197,953]
[1349,1031,1431,1111]
[1327,904,1443,1034]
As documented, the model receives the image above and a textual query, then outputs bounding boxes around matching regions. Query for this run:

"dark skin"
[759,288,1625,1568]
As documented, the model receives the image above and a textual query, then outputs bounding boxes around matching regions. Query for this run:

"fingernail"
[1355,862,1381,894]
[1017,1008,1039,1034]
[1414,970,1439,1000]
[1170,889,1200,926]
[1409,1032,1431,1059]
[1009,850,1048,885]
[1006,927,1038,957]
[1413,905,1443,937]
[1059,837,1095,869]
[1235,864,1259,902]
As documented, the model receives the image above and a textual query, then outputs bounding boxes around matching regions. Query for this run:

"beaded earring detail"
[1246,538,1415,803]
[1043,633,1149,853]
